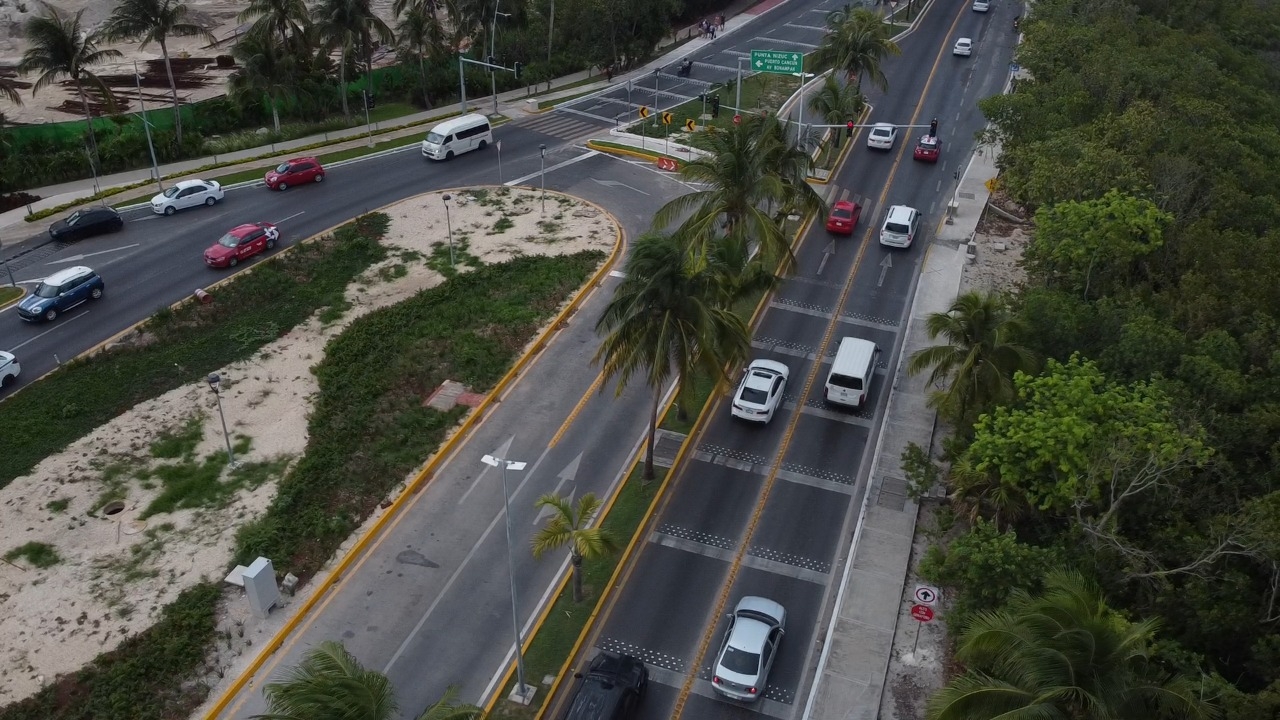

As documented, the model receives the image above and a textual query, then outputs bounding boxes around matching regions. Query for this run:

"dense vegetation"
[917,0,1280,715]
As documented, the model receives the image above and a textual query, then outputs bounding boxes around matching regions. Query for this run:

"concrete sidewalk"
[801,139,1000,720]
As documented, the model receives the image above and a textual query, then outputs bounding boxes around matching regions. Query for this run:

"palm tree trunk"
[74,78,101,181]
[643,387,659,482]
[270,98,281,133]
[338,43,350,118]
[571,553,584,602]
[159,38,184,146]
[546,0,555,64]
[419,55,431,108]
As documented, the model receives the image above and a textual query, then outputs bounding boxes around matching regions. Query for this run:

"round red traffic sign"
[733,114,742,125]
[910,604,935,622]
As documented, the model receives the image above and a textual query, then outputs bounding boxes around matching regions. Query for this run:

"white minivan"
[421,113,493,160]
[825,337,878,408]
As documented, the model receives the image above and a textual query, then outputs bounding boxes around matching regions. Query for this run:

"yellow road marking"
[548,370,607,448]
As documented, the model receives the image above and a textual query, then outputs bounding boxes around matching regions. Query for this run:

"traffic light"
[363,90,376,110]
[514,61,523,79]
[487,55,495,67]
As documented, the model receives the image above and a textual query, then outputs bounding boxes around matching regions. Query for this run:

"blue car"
[17,266,105,322]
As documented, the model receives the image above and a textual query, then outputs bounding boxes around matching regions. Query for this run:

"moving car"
[0,351,18,389]
[151,179,224,215]
[914,135,942,163]
[879,205,921,248]
[264,157,325,190]
[712,596,786,702]
[48,206,123,241]
[16,266,105,322]
[972,0,989,11]
[866,123,898,150]
[953,37,973,56]
[204,222,280,268]
[826,199,863,235]
[560,651,648,720]
[731,360,790,423]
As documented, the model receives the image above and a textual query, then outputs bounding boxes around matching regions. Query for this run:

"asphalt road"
[549,2,1018,720]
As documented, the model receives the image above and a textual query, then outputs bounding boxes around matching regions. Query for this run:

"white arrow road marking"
[817,240,836,276]
[534,453,583,526]
[48,244,142,265]
[459,436,514,505]
[590,177,651,196]
[877,254,893,287]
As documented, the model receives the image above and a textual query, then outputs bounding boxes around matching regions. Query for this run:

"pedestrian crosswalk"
[518,113,610,141]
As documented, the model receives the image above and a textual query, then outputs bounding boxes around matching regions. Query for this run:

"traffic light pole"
[459,56,522,116]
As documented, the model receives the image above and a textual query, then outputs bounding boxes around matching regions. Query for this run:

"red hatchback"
[913,135,941,163]
[265,157,325,190]
[826,200,863,235]
[204,222,280,268]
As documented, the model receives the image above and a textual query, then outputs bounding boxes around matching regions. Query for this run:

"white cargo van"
[825,337,878,408]
[421,113,493,160]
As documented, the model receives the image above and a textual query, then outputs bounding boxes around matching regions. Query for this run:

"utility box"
[243,557,281,619]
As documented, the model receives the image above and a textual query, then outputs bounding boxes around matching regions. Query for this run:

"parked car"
[48,207,123,241]
[826,199,863,235]
[151,179,224,215]
[204,222,280,268]
[0,351,19,389]
[953,37,973,56]
[265,157,325,190]
[914,135,942,163]
[731,360,790,423]
[712,596,786,702]
[866,123,898,150]
[879,205,922,248]
[560,651,648,720]
[16,266,105,322]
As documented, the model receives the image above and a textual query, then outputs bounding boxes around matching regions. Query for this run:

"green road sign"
[750,49,803,75]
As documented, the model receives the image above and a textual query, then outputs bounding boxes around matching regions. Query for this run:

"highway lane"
[552,3,1019,719]
[0,124,641,397]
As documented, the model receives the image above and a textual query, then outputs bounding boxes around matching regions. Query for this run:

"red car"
[913,135,941,163]
[826,200,863,235]
[204,222,280,268]
[265,157,325,190]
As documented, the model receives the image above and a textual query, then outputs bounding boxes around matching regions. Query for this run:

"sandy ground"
[0,186,616,706]
[0,0,404,125]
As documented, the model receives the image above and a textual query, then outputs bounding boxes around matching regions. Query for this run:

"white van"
[825,337,878,408]
[421,113,493,160]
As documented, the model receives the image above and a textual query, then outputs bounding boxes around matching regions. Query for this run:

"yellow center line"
[548,370,607,448]
[671,5,970,716]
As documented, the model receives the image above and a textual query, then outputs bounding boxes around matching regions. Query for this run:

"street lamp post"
[206,373,236,466]
[489,3,511,116]
[442,193,456,268]
[793,68,816,150]
[134,61,162,193]
[538,144,547,214]
[480,453,533,704]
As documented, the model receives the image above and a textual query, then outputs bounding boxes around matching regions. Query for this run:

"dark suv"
[561,652,648,720]
[17,266,105,322]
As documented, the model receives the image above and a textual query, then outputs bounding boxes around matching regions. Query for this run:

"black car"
[49,206,124,241]
[561,651,648,720]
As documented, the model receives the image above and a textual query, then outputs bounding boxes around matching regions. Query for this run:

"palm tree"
[418,686,484,720]
[18,2,121,182]
[395,0,445,108]
[594,231,750,481]
[809,73,862,149]
[928,570,1220,720]
[810,6,900,93]
[239,0,310,53]
[654,114,824,273]
[531,492,618,602]
[907,290,1037,427]
[0,77,20,106]
[103,0,214,146]
[229,32,297,132]
[313,0,394,119]
[254,640,397,720]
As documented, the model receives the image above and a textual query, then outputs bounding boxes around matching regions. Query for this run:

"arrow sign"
[684,118,696,132]
[750,49,803,75]
[914,585,940,605]
[49,244,142,264]
[661,111,674,125]
[638,105,651,119]
[877,254,893,287]
[534,453,583,525]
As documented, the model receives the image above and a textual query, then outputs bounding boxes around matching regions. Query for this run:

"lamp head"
[206,373,220,391]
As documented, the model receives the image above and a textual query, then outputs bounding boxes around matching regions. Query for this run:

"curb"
[202,186,626,720]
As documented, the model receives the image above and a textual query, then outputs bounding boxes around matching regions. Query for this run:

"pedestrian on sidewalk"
[606,64,614,82]
[710,23,716,39]
[718,14,725,31]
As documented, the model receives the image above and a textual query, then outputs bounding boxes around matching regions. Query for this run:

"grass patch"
[489,464,665,720]
[233,250,605,580]
[0,286,22,308]
[4,541,61,569]
[491,215,515,234]
[0,213,390,489]
[0,583,221,720]
[149,416,204,460]
[46,497,71,513]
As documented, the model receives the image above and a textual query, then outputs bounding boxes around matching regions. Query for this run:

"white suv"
[879,205,921,248]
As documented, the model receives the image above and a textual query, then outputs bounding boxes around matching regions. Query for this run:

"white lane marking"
[274,211,305,225]
[10,310,89,351]
[48,244,142,265]
[504,151,600,186]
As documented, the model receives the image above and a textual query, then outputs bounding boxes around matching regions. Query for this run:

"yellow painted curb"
[202,187,625,720]
[585,141,677,164]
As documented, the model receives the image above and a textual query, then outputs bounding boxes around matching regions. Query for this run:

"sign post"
[662,111,673,155]
[909,603,935,655]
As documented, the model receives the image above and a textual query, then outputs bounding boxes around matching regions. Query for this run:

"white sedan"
[731,359,789,423]
[953,38,973,56]
[151,179,225,216]
[866,123,898,150]
[0,350,19,389]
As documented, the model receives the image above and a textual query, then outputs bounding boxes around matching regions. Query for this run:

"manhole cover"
[100,500,125,517]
